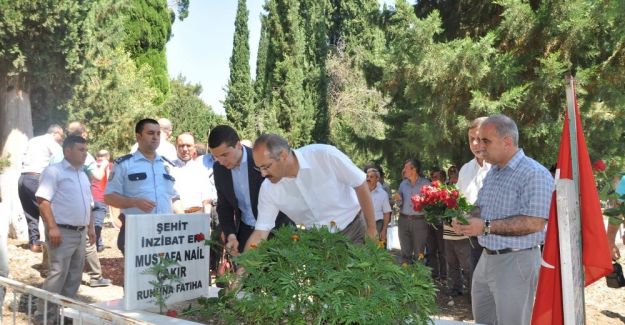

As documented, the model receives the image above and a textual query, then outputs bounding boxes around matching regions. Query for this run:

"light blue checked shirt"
[477,149,554,250]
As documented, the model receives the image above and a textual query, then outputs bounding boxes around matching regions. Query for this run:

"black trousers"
[18,174,41,244]
[236,222,255,253]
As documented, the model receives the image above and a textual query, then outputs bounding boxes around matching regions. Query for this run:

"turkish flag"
[531,87,613,324]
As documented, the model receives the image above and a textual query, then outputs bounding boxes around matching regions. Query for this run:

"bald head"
[158,118,173,138]
[176,132,196,162]
[67,121,87,138]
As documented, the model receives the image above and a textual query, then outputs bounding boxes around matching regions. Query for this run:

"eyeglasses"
[253,160,274,173]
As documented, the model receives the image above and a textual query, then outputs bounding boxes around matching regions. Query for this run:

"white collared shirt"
[21,134,63,174]
[456,158,491,204]
[36,160,93,226]
[255,144,365,232]
[371,183,392,221]
[172,159,216,210]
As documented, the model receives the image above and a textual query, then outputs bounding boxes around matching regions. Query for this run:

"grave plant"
[198,225,437,324]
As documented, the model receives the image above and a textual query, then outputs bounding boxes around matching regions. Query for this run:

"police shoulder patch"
[114,154,132,164]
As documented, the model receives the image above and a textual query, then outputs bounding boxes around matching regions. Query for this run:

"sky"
[166,1,263,115]
[166,1,401,116]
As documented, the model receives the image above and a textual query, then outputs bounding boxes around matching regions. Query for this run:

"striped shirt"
[477,149,554,250]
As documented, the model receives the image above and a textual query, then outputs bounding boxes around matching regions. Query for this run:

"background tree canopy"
[2,0,624,185]
[226,0,625,184]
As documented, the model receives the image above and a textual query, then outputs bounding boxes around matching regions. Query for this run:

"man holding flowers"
[453,114,554,325]
[394,159,431,264]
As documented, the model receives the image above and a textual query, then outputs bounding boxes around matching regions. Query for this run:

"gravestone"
[124,213,210,310]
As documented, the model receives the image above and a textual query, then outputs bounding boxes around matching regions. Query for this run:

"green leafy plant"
[142,254,183,314]
[201,225,437,324]
[0,155,10,173]
[594,159,625,223]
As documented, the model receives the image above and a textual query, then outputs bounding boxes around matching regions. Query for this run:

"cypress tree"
[253,14,269,134]
[224,0,254,139]
[123,0,173,104]
[260,0,314,147]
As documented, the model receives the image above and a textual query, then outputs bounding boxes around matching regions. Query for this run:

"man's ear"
[503,135,514,147]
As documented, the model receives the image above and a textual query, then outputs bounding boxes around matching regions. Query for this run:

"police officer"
[104,118,183,254]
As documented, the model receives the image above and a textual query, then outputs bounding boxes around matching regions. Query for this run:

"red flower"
[411,195,424,212]
[431,180,441,188]
[450,190,459,200]
[592,160,606,172]
[194,233,205,242]
[166,310,177,317]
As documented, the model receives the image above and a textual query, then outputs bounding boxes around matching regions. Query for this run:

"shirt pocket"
[128,172,147,181]
[163,173,175,182]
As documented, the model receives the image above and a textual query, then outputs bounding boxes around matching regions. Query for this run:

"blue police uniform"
[104,150,179,253]
[105,151,179,215]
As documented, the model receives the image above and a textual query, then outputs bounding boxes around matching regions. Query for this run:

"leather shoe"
[89,278,112,287]
[30,243,42,253]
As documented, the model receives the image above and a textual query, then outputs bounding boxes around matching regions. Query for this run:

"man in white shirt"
[366,168,392,242]
[456,117,491,270]
[244,134,377,250]
[34,135,94,323]
[18,124,64,252]
[172,132,216,213]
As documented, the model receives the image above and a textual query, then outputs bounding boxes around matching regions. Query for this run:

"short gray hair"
[483,114,519,146]
[366,168,380,178]
[254,134,290,159]
[468,117,488,130]
[47,124,63,134]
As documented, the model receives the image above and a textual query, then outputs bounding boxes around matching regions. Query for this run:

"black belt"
[21,172,40,176]
[484,245,539,255]
[399,213,424,220]
[57,224,86,231]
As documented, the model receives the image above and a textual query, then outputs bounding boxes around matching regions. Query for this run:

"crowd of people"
[4,113,623,325]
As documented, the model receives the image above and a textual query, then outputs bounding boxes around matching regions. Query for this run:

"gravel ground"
[2,225,625,324]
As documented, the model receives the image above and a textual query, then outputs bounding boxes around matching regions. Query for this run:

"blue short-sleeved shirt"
[616,176,625,200]
[477,149,554,250]
[104,151,179,215]
[398,177,431,216]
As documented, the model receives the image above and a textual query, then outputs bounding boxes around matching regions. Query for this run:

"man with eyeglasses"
[208,125,291,256]
[243,134,377,251]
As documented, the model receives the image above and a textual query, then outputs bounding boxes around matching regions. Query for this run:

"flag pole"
[559,75,586,324]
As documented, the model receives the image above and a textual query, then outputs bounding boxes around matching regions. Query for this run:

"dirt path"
[3,226,625,324]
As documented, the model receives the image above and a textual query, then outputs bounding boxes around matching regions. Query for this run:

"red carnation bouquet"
[411,181,471,225]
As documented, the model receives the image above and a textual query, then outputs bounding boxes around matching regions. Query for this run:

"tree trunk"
[1,81,34,241]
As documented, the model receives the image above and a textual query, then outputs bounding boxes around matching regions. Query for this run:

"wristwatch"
[483,219,491,236]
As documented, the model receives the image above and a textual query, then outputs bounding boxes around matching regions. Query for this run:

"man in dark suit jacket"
[208,125,291,255]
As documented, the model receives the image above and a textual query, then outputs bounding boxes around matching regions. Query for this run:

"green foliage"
[258,0,315,147]
[224,0,254,139]
[205,226,437,324]
[0,0,89,132]
[379,0,625,184]
[142,255,183,314]
[67,46,158,158]
[0,154,10,173]
[64,0,158,157]
[161,75,226,144]
[66,0,157,158]
[325,43,389,168]
[123,0,173,103]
